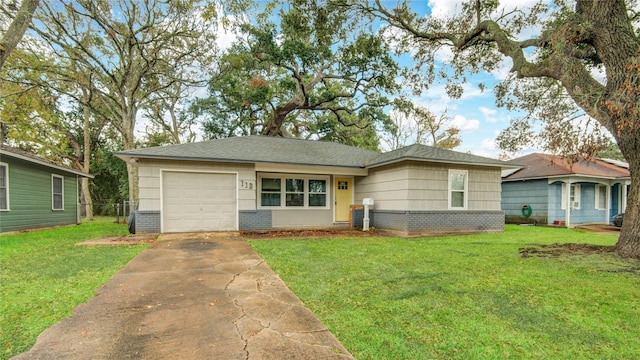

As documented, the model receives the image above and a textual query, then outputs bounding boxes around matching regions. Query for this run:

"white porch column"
[565,181,572,228]
[606,184,611,224]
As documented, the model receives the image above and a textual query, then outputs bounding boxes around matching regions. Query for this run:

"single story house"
[115,136,518,234]
[0,145,93,233]
[501,153,630,227]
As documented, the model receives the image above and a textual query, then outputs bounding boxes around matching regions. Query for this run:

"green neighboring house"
[0,145,93,233]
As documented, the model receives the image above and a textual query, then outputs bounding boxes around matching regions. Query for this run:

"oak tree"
[385,99,461,150]
[31,0,226,204]
[196,0,400,150]
[354,0,640,258]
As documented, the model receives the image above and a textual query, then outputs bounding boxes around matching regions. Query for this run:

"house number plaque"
[239,180,255,190]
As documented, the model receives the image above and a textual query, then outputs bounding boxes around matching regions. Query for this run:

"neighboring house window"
[52,175,64,210]
[561,183,581,210]
[595,185,607,210]
[259,175,329,208]
[448,170,468,209]
[0,163,8,211]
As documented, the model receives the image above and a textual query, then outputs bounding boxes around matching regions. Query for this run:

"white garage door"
[162,171,237,232]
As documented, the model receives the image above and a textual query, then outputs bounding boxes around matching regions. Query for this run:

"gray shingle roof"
[115,136,379,168]
[115,136,516,169]
[1,144,93,178]
[366,143,517,168]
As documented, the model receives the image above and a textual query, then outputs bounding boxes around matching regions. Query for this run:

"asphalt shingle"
[503,153,630,180]
[366,143,516,168]
[116,136,379,168]
[116,136,516,169]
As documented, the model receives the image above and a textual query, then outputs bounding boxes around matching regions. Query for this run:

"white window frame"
[52,174,64,211]
[308,179,328,207]
[561,183,581,210]
[595,184,607,210]
[0,162,9,211]
[258,173,330,209]
[448,169,468,210]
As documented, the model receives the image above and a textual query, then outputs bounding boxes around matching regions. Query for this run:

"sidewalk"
[14,233,353,359]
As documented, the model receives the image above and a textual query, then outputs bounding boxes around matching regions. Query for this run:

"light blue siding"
[572,183,607,224]
[547,182,564,223]
[501,179,548,223]
[548,182,609,224]
[611,184,620,218]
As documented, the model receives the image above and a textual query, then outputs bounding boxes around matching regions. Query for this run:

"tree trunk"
[80,177,93,219]
[125,162,139,212]
[261,101,300,136]
[122,109,139,209]
[82,89,93,220]
[615,138,640,259]
[617,176,640,259]
[0,0,40,69]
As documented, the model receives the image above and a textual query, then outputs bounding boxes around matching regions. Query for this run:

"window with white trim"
[561,183,581,210]
[308,179,327,207]
[448,170,468,209]
[285,178,304,206]
[260,178,281,206]
[259,175,329,208]
[0,163,8,211]
[595,184,607,210]
[52,175,64,210]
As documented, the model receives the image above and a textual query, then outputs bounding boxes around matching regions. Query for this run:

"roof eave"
[115,152,367,169]
[503,174,631,182]
[366,156,519,170]
[2,149,94,178]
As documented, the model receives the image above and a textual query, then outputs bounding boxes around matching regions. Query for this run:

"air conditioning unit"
[571,201,580,209]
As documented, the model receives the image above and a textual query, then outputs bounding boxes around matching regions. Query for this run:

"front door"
[334,177,352,222]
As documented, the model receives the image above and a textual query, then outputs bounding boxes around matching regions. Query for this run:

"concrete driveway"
[14,233,353,359]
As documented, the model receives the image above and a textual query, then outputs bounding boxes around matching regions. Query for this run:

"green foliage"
[0,49,70,161]
[0,219,146,359]
[90,142,129,215]
[250,226,640,359]
[595,140,626,162]
[196,0,400,149]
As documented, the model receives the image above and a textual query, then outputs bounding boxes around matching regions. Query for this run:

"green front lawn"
[0,218,147,359]
[249,225,640,359]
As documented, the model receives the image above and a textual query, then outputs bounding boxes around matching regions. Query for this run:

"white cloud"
[450,115,480,132]
[479,106,499,123]
[490,58,513,81]
[479,106,496,116]
[418,81,489,108]
[428,0,546,41]
[427,0,462,18]
[481,138,497,153]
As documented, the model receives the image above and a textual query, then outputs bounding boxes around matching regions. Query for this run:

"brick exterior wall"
[239,210,272,230]
[361,210,504,234]
[139,209,502,233]
[134,210,161,233]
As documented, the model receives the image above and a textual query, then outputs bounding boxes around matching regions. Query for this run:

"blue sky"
[136,0,548,159]
[382,0,544,158]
